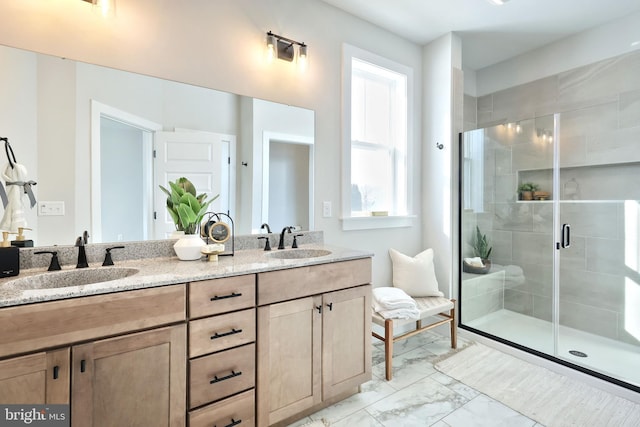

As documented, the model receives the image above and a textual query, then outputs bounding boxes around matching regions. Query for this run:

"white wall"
[421,33,462,297]
[0,0,424,286]
[0,47,38,239]
[475,11,640,96]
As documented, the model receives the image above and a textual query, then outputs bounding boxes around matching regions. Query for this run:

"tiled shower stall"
[460,49,640,390]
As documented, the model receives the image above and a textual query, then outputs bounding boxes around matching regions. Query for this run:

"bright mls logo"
[0,405,69,427]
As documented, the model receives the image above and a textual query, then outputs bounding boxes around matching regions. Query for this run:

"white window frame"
[341,43,415,230]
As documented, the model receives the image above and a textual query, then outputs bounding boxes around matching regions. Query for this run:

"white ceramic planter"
[173,234,205,261]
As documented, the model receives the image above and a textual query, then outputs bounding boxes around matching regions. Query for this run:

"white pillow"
[389,248,444,297]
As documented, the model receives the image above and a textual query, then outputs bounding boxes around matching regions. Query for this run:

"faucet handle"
[258,236,272,251]
[34,250,62,271]
[103,246,125,266]
[292,234,304,249]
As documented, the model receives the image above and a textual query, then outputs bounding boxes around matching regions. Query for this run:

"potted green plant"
[517,182,539,200]
[463,226,493,274]
[159,177,218,260]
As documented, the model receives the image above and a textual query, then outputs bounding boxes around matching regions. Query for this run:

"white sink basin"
[266,249,332,260]
[5,267,139,291]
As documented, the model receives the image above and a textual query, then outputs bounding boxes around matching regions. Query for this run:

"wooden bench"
[372,297,457,380]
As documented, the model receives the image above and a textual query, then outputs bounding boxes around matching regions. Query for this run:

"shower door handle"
[561,224,571,248]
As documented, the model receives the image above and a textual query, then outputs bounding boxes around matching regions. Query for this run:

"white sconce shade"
[266,34,276,62]
[81,0,115,17]
[298,44,308,71]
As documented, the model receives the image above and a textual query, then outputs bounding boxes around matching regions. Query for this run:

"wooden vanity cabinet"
[0,348,70,405]
[0,284,187,427]
[256,259,372,427]
[72,325,186,427]
[187,274,257,427]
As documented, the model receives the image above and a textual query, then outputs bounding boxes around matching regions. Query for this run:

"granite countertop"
[0,244,373,308]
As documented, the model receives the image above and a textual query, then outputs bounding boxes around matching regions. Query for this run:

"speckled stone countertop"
[0,243,373,308]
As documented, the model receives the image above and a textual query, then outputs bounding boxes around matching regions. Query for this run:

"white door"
[154,130,235,239]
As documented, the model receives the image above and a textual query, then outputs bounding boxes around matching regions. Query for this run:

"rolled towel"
[464,257,484,267]
[377,307,420,320]
[372,287,417,311]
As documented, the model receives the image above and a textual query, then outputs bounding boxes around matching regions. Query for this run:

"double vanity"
[0,236,372,427]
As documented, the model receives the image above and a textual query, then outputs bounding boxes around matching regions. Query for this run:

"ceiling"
[319,0,640,70]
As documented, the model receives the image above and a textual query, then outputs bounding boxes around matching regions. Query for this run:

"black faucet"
[103,246,125,266]
[75,236,89,268]
[258,236,272,251]
[260,223,272,233]
[278,226,293,250]
[34,250,62,271]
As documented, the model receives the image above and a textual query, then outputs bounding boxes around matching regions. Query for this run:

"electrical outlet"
[38,201,65,216]
[322,201,332,218]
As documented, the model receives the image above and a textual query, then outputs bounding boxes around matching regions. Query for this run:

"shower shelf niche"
[516,161,640,202]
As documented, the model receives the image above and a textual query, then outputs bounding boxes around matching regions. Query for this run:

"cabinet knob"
[80,359,86,373]
[53,365,59,380]
[327,302,333,311]
[316,305,322,314]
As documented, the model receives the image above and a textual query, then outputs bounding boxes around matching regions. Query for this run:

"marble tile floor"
[288,331,544,427]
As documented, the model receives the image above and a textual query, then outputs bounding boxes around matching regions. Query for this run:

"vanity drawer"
[189,308,256,357]
[189,389,255,427]
[189,343,255,409]
[257,258,372,305]
[189,275,256,318]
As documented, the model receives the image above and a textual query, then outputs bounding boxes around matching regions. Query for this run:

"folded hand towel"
[376,307,420,320]
[372,287,417,311]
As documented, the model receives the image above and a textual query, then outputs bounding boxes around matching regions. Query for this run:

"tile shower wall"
[463,49,640,345]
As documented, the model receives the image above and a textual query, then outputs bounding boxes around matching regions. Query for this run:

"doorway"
[90,100,160,243]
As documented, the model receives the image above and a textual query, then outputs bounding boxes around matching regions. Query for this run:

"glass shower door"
[555,108,640,388]
[460,115,557,355]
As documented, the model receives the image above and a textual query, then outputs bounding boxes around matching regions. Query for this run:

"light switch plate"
[38,201,65,216]
[322,201,332,218]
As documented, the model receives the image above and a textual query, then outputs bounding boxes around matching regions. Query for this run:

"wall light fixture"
[266,31,308,69]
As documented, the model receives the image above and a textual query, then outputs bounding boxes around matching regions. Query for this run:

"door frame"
[90,100,162,243]
[261,131,314,230]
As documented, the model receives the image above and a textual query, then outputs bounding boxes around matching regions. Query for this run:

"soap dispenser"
[0,230,20,277]
[11,227,34,247]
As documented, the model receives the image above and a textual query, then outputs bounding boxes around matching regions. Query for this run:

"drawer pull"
[222,418,242,427]
[211,328,243,340]
[53,365,59,380]
[209,370,242,384]
[210,292,242,301]
[80,359,86,373]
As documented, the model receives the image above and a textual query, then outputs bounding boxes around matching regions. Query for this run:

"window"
[342,44,413,230]
[462,129,484,213]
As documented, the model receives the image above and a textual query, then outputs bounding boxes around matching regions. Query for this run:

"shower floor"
[467,309,640,389]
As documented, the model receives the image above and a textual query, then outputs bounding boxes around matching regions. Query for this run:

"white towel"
[464,257,484,267]
[376,307,420,320]
[372,287,416,311]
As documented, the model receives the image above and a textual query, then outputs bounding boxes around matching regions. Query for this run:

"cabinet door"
[322,285,371,399]
[72,324,186,427]
[0,348,69,404]
[256,296,321,427]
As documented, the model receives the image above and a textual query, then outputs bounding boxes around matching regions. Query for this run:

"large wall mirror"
[0,44,314,246]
